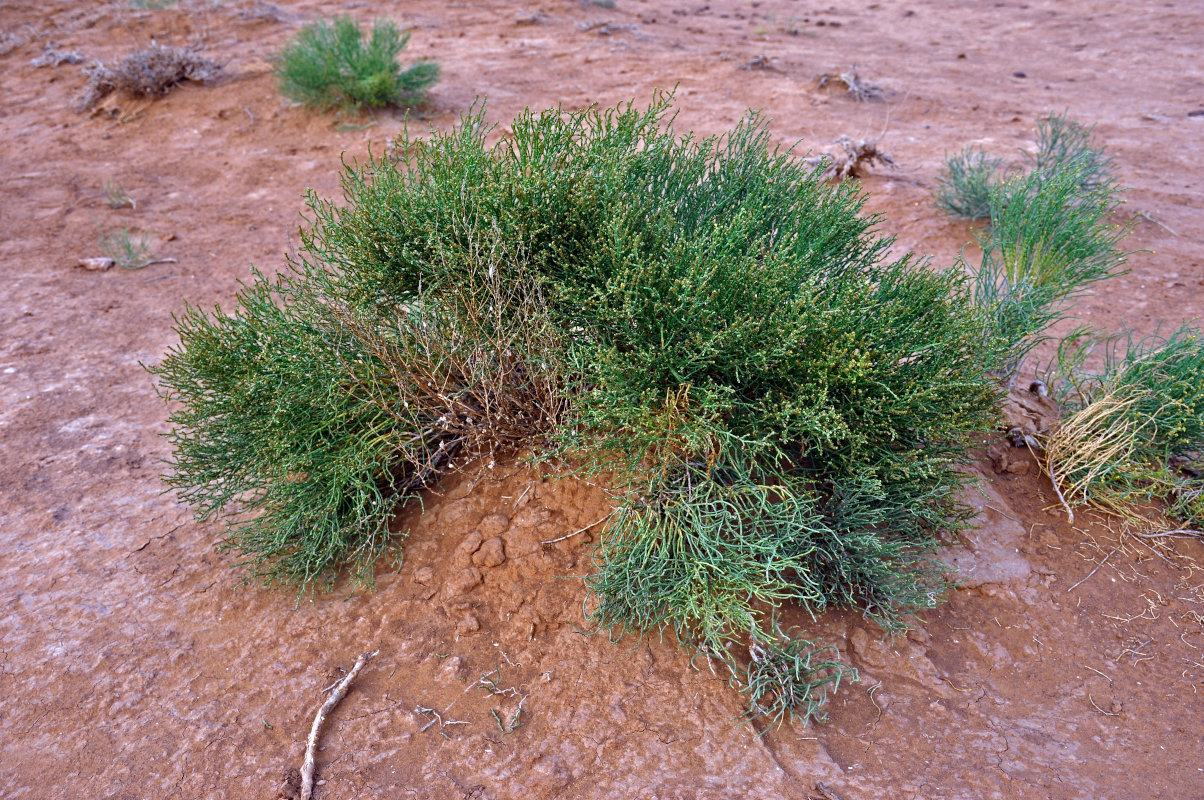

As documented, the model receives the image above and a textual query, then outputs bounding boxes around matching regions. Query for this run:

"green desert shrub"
[154,97,1132,724]
[275,16,439,112]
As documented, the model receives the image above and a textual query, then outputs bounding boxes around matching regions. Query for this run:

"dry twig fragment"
[300,650,377,800]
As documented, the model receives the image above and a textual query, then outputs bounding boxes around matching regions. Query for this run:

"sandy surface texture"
[2,1,1203,798]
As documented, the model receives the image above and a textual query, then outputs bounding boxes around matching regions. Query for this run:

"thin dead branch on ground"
[1066,546,1118,592]
[415,705,469,733]
[541,512,614,544]
[300,650,376,800]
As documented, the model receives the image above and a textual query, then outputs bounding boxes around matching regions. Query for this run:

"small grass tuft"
[274,16,439,112]
[1030,113,1113,192]
[934,148,1003,220]
[1043,327,1204,527]
[739,630,853,730]
[104,179,136,210]
[938,114,1134,378]
[99,226,151,269]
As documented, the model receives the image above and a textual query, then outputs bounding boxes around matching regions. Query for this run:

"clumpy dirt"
[2,1,1203,798]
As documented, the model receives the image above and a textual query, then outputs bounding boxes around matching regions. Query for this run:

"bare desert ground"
[2,1,1203,798]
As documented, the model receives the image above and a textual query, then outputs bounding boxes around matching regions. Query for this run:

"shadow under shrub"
[155,96,1018,724]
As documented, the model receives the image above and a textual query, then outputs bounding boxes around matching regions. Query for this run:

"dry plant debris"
[31,42,84,67]
[805,135,897,180]
[743,54,778,71]
[74,44,220,112]
[0,29,28,56]
[816,66,884,102]
[299,650,376,800]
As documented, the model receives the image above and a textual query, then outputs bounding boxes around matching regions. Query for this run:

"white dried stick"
[300,650,377,800]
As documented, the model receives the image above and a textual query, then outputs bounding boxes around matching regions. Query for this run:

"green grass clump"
[1029,113,1113,191]
[934,148,1002,220]
[99,226,151,269]
[275,16,439,112]
[104,179,136,210]
[1044,328,1204,527]
[937,114,1133,377]
[154,97,1134,724]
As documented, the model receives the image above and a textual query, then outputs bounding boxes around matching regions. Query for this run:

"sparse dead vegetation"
[816,66,884,102]
[31,42,84,68]
[0,29,28,56]
[804,135,897,180]
[74,44,220,112]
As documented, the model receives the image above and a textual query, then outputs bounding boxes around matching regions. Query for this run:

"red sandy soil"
[3,1,1204,798]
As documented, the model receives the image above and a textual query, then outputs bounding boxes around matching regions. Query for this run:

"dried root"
[74,44,220,112]
[805,135,897,181]
[816,66,884,102]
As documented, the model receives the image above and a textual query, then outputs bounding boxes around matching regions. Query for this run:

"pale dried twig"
[300,650,377,800]
[541,512,613,545]
[1066,545,1117,593]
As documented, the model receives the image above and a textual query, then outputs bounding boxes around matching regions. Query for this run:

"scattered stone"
[457,529,484,557]
[439,655,466,682]
[413,566,434,585]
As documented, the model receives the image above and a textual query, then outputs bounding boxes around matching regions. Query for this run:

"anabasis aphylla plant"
[155,97,1135,726]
